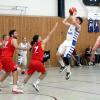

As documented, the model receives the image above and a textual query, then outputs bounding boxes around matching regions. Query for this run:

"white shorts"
[58,40,76,58]
[17,55,27,66]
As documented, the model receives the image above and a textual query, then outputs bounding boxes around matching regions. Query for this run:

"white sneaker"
[65,72,71,80]
[12,86,23,94]
[78,64,82,67]
[32,83,39,92]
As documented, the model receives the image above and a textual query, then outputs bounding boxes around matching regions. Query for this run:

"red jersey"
[0,39,2,58]
[31,41,44,61]
[2,37,15,57]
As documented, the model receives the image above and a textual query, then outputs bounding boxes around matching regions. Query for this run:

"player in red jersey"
[0,38,3,71]
[0,30,24,93]
[0,35,10,71]
[21,22,58,92]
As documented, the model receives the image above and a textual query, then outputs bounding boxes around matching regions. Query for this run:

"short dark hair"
[9,29,16,37]
[76,17,83,24]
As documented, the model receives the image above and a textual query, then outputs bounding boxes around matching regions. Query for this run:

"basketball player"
[17,37,31,70]
[56,12,83,79]
[90,36,100,62]
[0,30,25,93]
[0,35,8,71]
[21,22,58,92]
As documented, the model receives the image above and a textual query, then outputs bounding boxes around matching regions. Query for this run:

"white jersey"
[58,24,81,58]
[18,42,29,56]
[66,25,80,46]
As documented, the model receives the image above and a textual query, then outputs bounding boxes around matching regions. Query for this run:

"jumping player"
[0,30,25,93]
[56,12,83,79]
[21,22,58,92]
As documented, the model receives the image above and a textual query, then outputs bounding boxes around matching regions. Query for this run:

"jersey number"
[34,46,39,53]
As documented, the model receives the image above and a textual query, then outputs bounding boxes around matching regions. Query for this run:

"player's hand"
[90,54,95,62]
[55,22,58,27]
[73,11,77,16]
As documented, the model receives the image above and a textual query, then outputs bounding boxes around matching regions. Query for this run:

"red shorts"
[1,57,17,72]
[0,59,2,71]
[27,59,46,75]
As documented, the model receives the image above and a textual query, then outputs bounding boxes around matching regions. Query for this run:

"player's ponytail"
[31,35,39,46]
[30,35,39,52]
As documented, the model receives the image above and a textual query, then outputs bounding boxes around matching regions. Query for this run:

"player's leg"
[23,74,32,84]
[0,72,10,82]
[0,72,10,91]
[32,72,46,92]
[32,61,46,92]
[21,60,35,89]
[64,46,75,79]
[56,41,67,72]
[17,55,23,70]
[2,57,23,93]
[21,56,27,74]
[9,55,23,85]
[11,68,24,93]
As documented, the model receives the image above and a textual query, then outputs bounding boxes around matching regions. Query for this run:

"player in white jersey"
[56,12,83,79]
[17,37,31,70]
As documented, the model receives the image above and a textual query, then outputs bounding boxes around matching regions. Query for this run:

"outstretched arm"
[43,22,58,44]
[62,16,71,27]
[90,36,100,62]
[92,36,100,52]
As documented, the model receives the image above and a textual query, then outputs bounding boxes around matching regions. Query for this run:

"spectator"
[17,37,31,71]
[85,45,92,65]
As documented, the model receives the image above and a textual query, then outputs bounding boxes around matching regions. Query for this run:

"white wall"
[0,0,58,16]
[0,0,99,18]
[65,0,100,18]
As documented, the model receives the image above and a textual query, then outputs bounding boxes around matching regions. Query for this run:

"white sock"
[34,79,40,85]
[13,85,17,89]
[58,58,65,67]
[67,65,71,72]
[0,82,2,86]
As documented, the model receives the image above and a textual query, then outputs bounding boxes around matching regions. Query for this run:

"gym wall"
[0,15,99,66]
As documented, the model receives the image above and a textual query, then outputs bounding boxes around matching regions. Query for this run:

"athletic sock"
[13,85,17,89]
[0,82,2,87]
[67,65,71,72]
[34,79,41,85]
[58,58,65,67]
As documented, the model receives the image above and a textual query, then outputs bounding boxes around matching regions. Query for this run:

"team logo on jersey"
[68,32,73,35]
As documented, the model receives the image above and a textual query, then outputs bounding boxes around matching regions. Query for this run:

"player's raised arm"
[71,12,81,30]
[62,16,71,27]
[43,22,58,44]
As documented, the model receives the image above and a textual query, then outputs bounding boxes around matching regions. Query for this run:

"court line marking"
[0,91,57,100]
[39,84,100,96]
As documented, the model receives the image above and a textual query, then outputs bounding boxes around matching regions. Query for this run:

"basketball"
[69,7,77,15]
